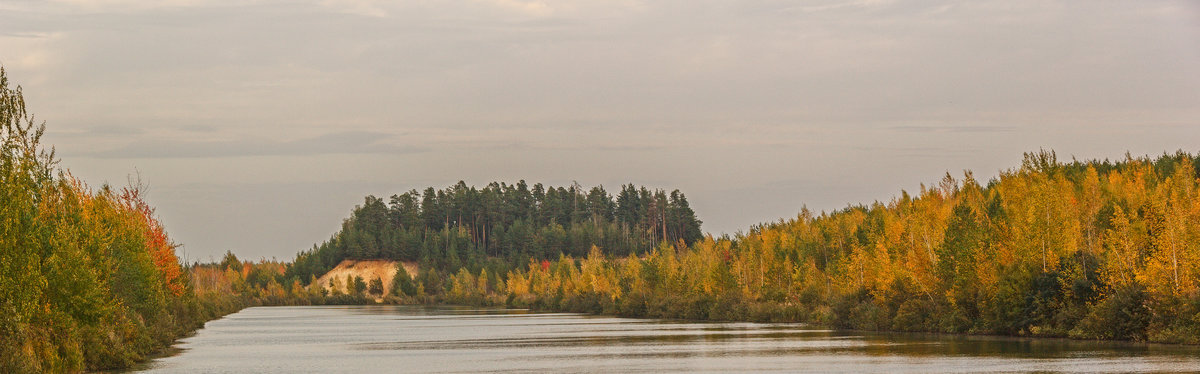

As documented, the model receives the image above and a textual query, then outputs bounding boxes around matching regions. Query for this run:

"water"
[136,306,1200,373]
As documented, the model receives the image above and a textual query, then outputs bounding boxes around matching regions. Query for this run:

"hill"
[286,181,702,284]
[313,260,417,301]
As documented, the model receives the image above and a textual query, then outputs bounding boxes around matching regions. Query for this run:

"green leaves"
[0,67,198,372]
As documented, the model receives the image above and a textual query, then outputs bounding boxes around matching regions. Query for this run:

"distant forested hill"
[286,181,702,283]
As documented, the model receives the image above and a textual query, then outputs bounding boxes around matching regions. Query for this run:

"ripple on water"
[135,306,1200,374]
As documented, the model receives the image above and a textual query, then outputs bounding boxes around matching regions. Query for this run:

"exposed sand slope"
[313,259,417,299]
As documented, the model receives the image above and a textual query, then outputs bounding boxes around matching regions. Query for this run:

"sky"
[1,0,1197,262]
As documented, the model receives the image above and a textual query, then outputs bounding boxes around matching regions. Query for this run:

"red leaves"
[120,185,185,297]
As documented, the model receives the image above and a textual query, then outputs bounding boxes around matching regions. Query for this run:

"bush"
[849,301,888,331]
[392,265,418,296]
[368,277,384,296]
[707,292,747,321]
[1071,285,1150,341]
[893,298,938,332]
[617,292,649,318]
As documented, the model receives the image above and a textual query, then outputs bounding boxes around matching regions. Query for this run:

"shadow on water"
[850,331,1200,359]
[134,306,1200,373]
[349,305,1200,361]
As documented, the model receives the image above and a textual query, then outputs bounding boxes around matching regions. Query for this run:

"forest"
[284,180,703,286]
[446,151,1199,344]
[287,148,1199,345]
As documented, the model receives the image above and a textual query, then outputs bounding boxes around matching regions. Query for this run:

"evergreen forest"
[285,181,703,284]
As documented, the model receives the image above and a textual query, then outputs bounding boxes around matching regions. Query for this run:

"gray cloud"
[85,131,426,159]
[51,124,145,137]
[2,0,1198,259]
[887,125,1017,133]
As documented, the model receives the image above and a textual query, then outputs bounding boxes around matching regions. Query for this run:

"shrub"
[1071,285,1150,341]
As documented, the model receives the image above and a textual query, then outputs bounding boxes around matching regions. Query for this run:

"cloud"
[887,125,1017,133]
[477,0,554,17]
[0,32,64,74]
[0,31,55,38]
[84,131,427,159]
[43,0,262,12]
[3,0,1197,259]
[789,0,898,14]
[52,125,146,138]
[317,0,390,18]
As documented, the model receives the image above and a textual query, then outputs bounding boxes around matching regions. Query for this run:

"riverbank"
[505,299,1200,347]
[433,245,1200,346]
[122,287,1197,373]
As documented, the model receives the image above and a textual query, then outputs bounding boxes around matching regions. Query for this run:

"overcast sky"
[1,0,1197,262]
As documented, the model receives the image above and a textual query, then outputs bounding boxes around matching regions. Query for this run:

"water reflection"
[136,306,1200,373]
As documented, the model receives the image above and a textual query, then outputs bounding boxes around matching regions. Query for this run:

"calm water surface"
[137,306,1200,373]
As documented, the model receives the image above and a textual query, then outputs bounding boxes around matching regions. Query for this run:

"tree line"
[0,68,254,372]
[214,150,1200,346]
[438,151,1200,344]
[0,69,393,372]
[285,181,702,284]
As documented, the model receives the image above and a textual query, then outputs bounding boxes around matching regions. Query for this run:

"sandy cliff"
[312,259,417,299]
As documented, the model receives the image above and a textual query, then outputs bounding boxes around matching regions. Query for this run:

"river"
[135,305,1200,373]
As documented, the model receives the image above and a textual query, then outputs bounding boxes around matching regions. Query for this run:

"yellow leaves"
[577,246,620,299]
[618,252,645,293]
[996,168,1082,272]
[478,154,1200,342]
[1103,205,1144,291]
[506,271,527,297]
[447,267,480,301]
[1139,158,1200,300]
